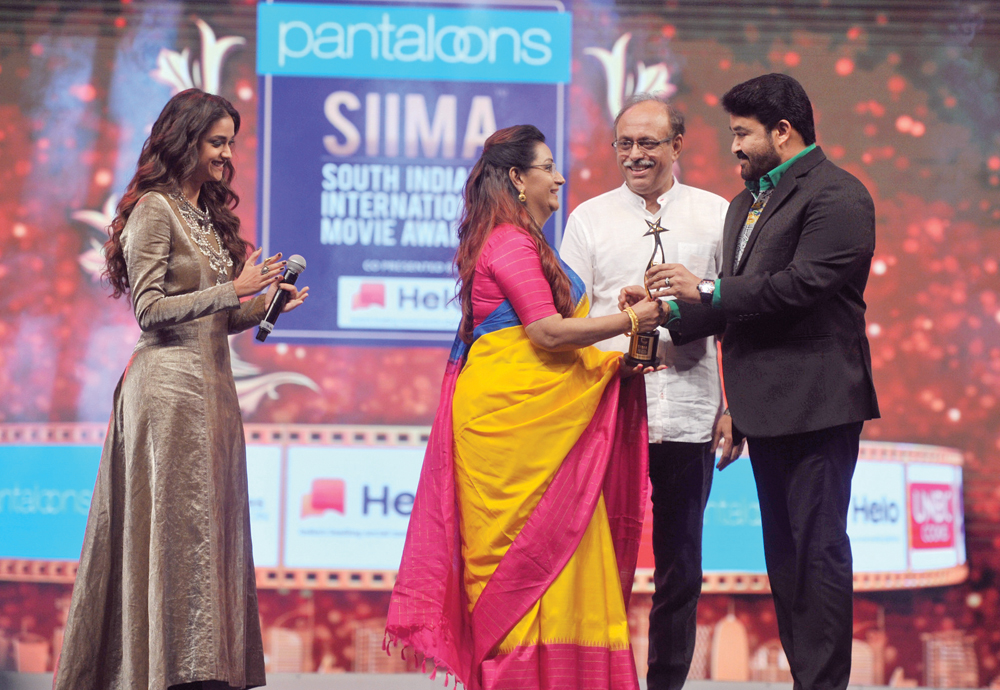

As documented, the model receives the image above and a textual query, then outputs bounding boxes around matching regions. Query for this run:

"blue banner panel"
[0,444,293,566]
[259,73,566,343]
[701,458,766,573]
[258,2,572,83]
[0,446,99,560]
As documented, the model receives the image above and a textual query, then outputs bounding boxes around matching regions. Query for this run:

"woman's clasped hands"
[233,247,310,312]
[627,296,663,332]
[233,248,284,297]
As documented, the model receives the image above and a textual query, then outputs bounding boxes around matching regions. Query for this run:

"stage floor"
[0,675,940,690]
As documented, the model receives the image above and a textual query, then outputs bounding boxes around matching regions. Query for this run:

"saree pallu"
[386,276,648,690]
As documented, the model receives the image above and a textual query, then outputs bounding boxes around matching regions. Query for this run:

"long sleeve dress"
[55,191,267,690]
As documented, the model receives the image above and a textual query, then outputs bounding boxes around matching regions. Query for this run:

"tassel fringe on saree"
[385,266,648,690]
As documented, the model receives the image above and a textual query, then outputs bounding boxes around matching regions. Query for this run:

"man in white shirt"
[560,93,729,690]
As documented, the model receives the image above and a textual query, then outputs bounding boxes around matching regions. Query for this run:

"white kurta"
[561,182,728,443]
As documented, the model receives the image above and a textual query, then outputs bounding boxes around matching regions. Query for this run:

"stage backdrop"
[0,0,999,686]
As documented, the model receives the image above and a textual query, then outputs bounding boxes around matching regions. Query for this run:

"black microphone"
[256,254,306,342]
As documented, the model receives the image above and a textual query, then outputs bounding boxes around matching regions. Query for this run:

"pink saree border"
[482,644,639,690]
[384,357,473,683]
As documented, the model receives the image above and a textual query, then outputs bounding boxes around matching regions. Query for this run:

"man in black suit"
[631,73,880,690]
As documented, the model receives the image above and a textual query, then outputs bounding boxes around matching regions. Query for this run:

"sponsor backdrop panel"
[246,445,283,568]
[0,439,968,575]
[336,276,461,332]
[0,438,967,579]
[700,458,766,573]
[0,446,100,561]
[283,445,423,569]
[907,463,964,572]
[257,2,572,83]
[847,460,908,572]
[258,0,571,345]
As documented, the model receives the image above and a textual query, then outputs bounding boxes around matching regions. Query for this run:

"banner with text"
[2,439,965,581]
[257,1,571,344]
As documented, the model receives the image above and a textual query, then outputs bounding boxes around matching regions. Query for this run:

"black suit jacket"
[671,146,880,437]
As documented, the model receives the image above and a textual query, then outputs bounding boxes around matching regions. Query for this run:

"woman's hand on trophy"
[631,297,664,332]
[617,285,649,311]
[234,248,286,297]
[645,263,700,303]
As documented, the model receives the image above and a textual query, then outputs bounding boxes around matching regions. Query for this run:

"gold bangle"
[624,305,639,336]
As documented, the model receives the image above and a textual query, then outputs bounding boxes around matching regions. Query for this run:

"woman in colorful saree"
[385,124,663,690]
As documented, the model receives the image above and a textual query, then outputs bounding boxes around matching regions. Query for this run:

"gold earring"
[518,191,526,203]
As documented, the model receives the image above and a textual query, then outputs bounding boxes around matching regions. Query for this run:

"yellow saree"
[387,259,648,690]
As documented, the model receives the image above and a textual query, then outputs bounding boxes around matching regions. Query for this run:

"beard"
[738,143,782,182]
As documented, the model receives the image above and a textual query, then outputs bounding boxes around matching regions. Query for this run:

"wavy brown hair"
[454,125,573,343]
[104,89,251,298]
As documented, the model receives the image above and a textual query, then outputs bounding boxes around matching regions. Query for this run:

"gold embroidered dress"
[55,191,267,690]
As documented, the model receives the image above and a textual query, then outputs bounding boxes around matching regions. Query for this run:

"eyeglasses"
[612,136,675,153]
[527,163,558,174]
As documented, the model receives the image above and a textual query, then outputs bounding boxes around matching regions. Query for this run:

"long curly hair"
[454,124,574,343]
[104,89,251,298]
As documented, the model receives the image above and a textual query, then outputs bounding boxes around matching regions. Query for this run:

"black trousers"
[747,422,863,690]
[646,440,715,690]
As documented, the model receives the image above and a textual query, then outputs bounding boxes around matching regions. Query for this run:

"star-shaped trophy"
[624,217,669,367]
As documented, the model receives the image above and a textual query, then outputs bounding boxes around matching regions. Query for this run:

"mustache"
[623,159,655,170]
[736,152,749,161]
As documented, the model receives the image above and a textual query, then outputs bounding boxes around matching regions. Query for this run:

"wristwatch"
[697,279,715,305]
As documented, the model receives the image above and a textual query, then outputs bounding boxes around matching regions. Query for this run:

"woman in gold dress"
[55,89,307,690]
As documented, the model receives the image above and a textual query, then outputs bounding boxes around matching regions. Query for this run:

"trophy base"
[625,329,659,368]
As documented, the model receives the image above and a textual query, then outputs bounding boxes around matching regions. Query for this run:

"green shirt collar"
[746,143,817,196]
